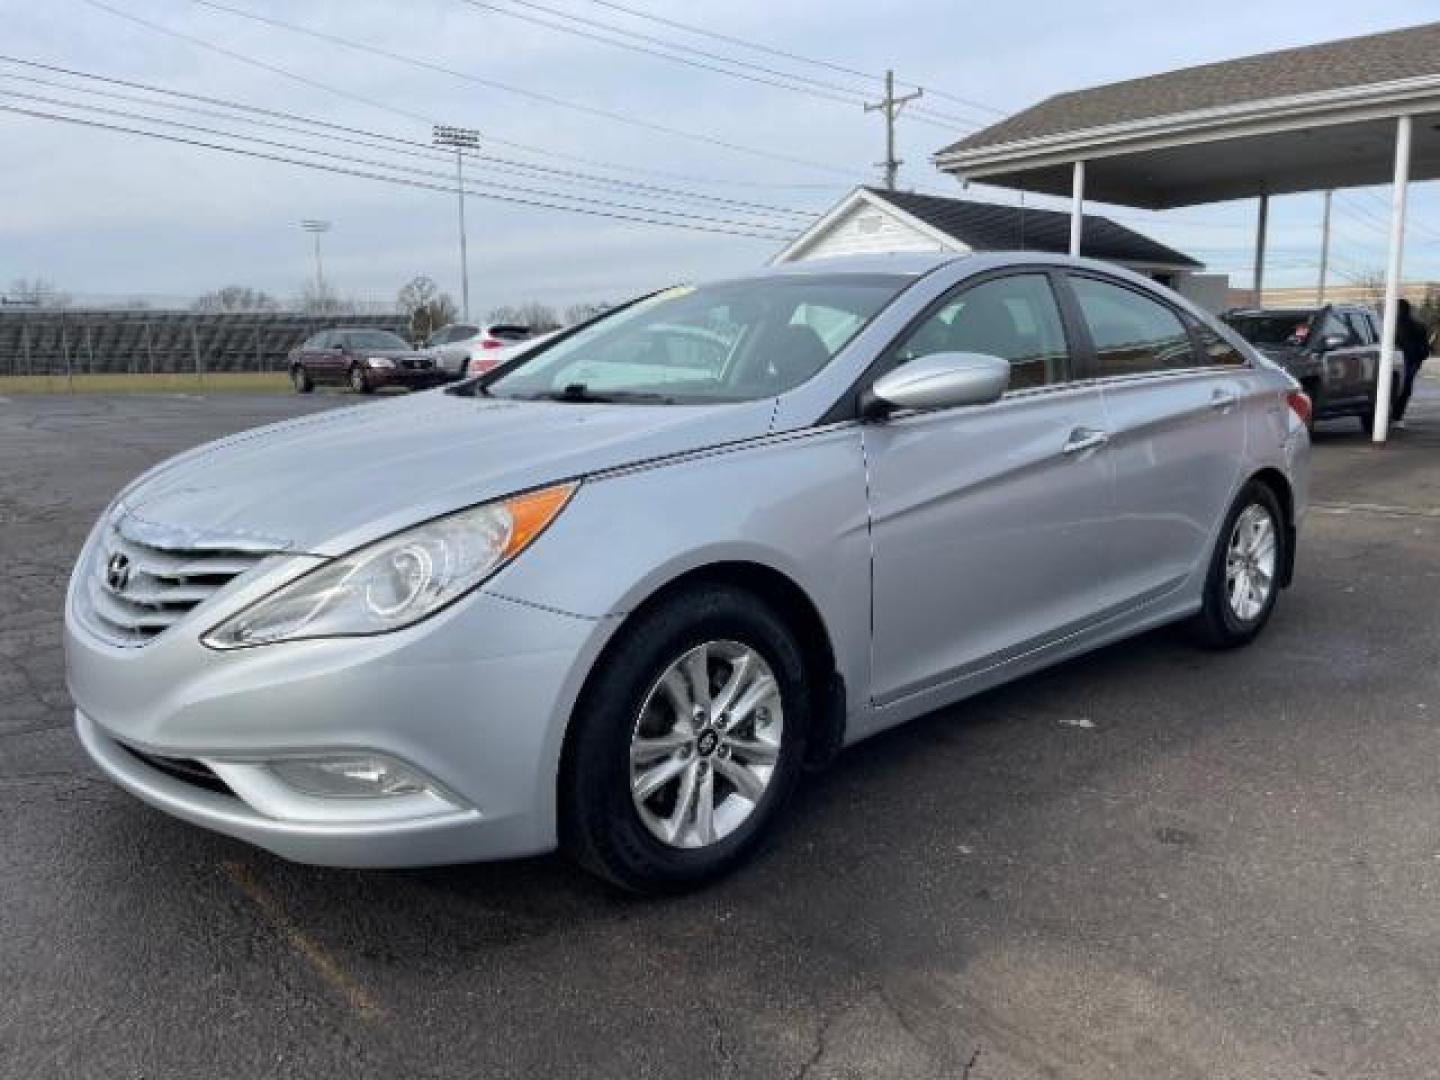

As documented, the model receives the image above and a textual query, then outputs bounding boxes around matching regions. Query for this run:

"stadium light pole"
[299,219,331,298]
[433,125,479,321]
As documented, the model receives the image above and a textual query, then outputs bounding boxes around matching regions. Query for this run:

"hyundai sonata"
[66,253,1309,892]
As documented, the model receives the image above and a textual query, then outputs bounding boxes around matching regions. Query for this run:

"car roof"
[761,252,964,278]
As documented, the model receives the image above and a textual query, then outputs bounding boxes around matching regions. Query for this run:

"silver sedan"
[65,254,1310,892]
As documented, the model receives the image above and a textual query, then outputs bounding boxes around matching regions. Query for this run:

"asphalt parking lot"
[3,380,1438,1079]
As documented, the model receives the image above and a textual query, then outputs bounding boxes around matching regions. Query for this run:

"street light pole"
[433,125,480,321]
[300,219,331,298]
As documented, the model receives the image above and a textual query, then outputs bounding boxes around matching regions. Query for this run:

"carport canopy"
[934,21,1440,442]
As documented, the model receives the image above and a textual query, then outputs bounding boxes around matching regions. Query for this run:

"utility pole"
[434,124,480,321]
[1317,189,1332,304]
[300,219,331,299]
[864,70,922,191]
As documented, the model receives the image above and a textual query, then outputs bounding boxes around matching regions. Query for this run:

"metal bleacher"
[0,310,410,376]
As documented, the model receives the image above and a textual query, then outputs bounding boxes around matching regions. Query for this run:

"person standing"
[1390,298,1430,429]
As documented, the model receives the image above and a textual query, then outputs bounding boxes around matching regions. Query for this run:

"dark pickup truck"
[1223,304,1399,431]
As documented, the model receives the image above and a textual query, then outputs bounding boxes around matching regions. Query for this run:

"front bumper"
[368,367,446,389]
[66,583,612,868]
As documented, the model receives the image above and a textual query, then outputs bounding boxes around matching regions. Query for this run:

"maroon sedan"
[288,328,445,394]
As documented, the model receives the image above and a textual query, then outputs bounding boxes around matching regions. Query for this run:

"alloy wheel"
[1225,504,1277,621]
[629,640,783,850]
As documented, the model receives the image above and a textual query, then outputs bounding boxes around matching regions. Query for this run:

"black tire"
[290,365,313,393]
[1186,480,1286,649]
[1358,411,1374,434]
[560,584,810,894]
[348,364,372,394]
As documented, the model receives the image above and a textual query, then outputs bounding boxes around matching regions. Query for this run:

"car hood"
[117,390,775,556]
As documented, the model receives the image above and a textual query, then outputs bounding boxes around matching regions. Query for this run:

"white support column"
[1317,190,1332,304]
[1373,114,1413,444]
[1253,193,1269,304]
[1069,160,1085,257]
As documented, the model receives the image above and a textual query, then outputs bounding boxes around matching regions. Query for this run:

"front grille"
[119,743,234,796]
[81,522,266,647]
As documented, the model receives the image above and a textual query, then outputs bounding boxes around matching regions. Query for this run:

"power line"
[454,0,980,129]
[578,0,1007,119]
[143,0,857,175]
[0,103,797,241]
[0,60,820,219]
[0,52,840,196]
[0,89,799,234]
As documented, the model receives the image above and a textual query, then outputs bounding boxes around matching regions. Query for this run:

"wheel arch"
[560,560,847,789]
[1247,466,1296,588]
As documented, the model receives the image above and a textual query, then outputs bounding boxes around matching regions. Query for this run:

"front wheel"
[290,365,313,393]
[348,364,372,394]
[561,584,809,893]
[1187,481,1286,649]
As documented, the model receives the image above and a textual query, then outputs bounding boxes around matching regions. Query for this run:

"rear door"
[1064,272,1248,608]
[864,271,1118,706]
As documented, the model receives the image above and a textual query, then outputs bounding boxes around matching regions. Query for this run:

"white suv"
[424,323,533,377]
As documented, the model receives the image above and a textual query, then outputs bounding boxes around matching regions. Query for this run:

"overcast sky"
[4,0,1439,313]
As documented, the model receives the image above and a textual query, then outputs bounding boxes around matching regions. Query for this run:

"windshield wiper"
[520,383,674,404]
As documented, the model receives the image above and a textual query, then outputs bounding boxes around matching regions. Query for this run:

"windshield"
[1223,312,1315,347]
[344,330,411,350]
[478,274,907,403]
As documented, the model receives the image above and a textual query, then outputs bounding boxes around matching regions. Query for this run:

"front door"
[864,271,1117,707]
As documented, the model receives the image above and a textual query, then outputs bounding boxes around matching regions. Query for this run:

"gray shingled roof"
[940,21,1440,155]
[869,188,1201,268]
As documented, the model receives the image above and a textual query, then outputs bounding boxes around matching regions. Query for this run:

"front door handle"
[1062,427,1110,456]
[1210,389,1238,412]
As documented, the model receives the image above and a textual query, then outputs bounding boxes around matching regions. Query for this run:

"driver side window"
[893,274,1070,390]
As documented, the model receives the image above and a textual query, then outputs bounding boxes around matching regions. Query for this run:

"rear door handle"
[1062,427,1110,456]
[1210,389,1238,412]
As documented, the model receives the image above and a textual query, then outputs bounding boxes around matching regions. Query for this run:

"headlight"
[202,482,577,649]
[366,356,395,369]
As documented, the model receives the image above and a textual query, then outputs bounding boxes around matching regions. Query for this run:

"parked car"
[288,328,443,394]
[1223,304,1398,431]
[423,322,534,378]
[66,254,1309,892]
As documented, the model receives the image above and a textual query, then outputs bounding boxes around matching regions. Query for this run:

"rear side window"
[1071,276,1195,376]
[1194,324,1247,367]
[893,273,1070,390]
[1344,311,1374,344]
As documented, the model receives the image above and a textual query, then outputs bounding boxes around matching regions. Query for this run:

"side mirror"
[862,352,1010,418]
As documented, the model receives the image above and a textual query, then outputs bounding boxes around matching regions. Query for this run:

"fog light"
[269,755,429,798]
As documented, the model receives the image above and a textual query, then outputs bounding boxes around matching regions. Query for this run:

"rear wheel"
[348,364,372,394]
[290,365,313,393]
[1187,481,1285,649]
[561,584,809,893]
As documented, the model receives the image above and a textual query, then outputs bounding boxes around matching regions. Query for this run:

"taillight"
[1286,389,1312,427]
[470,357,498,374]
[481,339,503,350]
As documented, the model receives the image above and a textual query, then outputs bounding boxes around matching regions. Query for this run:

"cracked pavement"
[2,385,1439,1079]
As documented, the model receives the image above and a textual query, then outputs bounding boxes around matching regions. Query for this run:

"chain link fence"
[0,310,410,378]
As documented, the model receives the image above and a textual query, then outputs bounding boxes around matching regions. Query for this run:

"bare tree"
[397,276,457,341]
[487,301,562,332]
[193,286,281,312]
[297,280,353,316]
[7,276,71,308]
[563,300,611,325]
[1352,269,1387,309]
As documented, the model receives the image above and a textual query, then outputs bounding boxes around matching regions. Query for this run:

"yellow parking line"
[221,860,383,1023]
